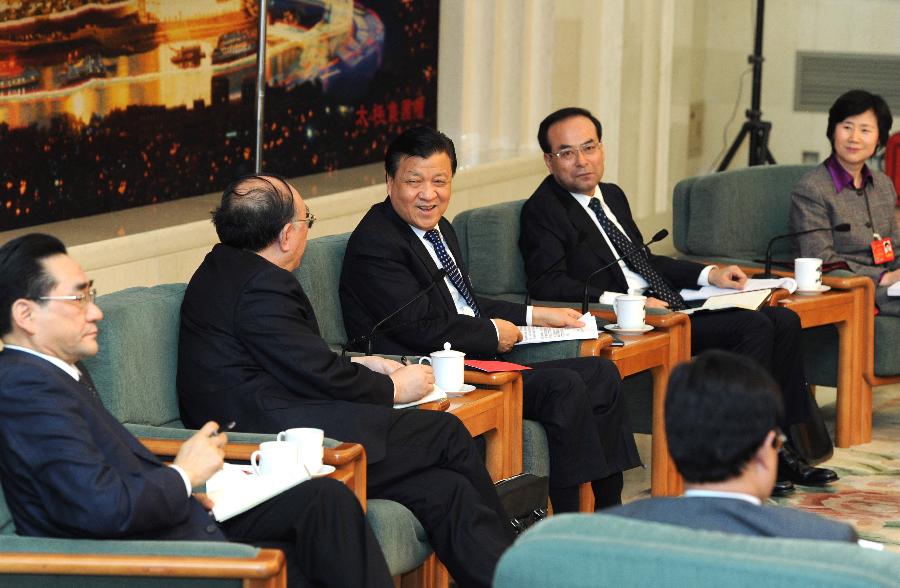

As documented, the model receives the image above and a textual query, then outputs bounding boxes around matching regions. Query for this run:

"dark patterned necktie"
[423,229,482,317]
[587,198,686,310]
[76,363,100,400]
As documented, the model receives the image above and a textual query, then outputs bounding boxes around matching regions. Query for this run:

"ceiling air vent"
[794,51,900,113]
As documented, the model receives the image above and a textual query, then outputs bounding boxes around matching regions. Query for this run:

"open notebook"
[679,288,774,315]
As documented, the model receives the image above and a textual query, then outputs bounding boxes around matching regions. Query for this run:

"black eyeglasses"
[291,206,316,229]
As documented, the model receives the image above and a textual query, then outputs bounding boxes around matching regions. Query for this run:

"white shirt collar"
[410,225,432,239]
[683,489,762,506]
[3,344,81,381]
[569,185,599,206]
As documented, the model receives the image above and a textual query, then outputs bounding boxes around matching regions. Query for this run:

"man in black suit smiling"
[340,127,642,513]
[519,107,837,493]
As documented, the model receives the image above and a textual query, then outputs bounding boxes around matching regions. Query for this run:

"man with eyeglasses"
[606,350,857,543]
[519,107,838,496]
[0,233,396,588]
[177,174,514,588]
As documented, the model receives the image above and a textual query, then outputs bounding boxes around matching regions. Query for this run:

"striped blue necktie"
[423,229,482,317]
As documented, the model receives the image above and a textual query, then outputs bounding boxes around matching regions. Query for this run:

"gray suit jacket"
[790,163,899,283]
[607,496,858,542]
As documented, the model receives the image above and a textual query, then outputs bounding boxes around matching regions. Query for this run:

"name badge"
[872,237,895,265]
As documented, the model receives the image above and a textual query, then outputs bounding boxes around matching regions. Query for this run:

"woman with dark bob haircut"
[789,89,899,316]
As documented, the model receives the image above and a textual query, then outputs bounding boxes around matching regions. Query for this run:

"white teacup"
[614,294,647,330]
[794,257,823,291]
[250,441,300,477]
[276,428,324,475]
[419,342,465,392]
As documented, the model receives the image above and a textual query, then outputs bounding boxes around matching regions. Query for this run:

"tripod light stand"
[717,0,776,171]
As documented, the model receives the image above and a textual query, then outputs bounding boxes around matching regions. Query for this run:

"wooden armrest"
[0,549,285,583]
[419,399,451,411]
[464,370,521,386]
[821,274,874,291]
[579,333,614,356]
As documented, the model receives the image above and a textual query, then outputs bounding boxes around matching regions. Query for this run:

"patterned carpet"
[772,384,900,548]
[623,383,900,549]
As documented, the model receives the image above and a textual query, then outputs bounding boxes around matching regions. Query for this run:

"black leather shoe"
[770,479,795,497]
[778,443,838,486]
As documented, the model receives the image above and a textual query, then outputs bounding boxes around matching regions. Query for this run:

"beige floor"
[621,384,900,504]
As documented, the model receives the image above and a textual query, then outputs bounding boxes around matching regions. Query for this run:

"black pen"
[210,421,236,437]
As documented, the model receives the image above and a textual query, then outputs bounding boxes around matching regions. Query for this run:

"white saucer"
[310,465,336,478]
[604,323,654,335]
[794,285,831,295]
[444,384,477,396]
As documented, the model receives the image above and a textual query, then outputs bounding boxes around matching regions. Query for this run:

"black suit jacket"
[340,198,526,357]
[520,175,704,302]
[608,495,858,542]
[178,244,396,463]
[0,349,222,541]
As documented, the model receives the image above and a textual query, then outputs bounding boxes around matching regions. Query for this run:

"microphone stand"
[359,269,447,356]
[755,224,850,279]
[581,229,669,314]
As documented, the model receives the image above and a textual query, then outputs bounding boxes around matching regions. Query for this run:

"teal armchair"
[452,200,690,497]
[672,165,898,446]
[494,514,900,587]
[81,284,436,585]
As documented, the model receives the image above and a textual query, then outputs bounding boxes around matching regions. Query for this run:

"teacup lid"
[430,341,465,358]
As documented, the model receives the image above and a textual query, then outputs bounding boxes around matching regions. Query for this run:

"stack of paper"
[516,312,599,345]
[680,277,797,301]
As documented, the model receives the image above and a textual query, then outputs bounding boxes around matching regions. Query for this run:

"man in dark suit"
[519,107,837,493]
[0,233,393,588]
[177,175,513,588]
[608,350,857,543]
[340,127,642,513]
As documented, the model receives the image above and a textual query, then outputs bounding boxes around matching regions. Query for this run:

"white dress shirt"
[570,187,713,304]
[412,225,533,333]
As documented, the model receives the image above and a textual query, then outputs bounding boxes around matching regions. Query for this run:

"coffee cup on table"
[794,258,823,291]
[614,294,647,330]
[250,441,300,477]
[276,428,324,475]
[419,342,465,392]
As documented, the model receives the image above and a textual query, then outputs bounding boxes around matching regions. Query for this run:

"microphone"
[581,229,669,314]
[350,269,447,356]
[524,233,589,306]
[755,224,851,279]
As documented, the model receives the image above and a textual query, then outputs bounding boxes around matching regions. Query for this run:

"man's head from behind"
[0,233,102,364]
[213,174,312,271]
[384,126,457,231]
[538,107,606,195]
[665,350,784,498]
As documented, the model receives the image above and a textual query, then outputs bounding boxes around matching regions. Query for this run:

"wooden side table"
[589,311,691,497]
[777,277,872,446]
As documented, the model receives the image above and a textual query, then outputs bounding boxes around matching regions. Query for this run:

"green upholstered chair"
[673,164,898,382]
[452,201,693,498]
[80,284,434,581]
[295,232,553,477]
[493,514,900,588]
[672,165,899,446]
